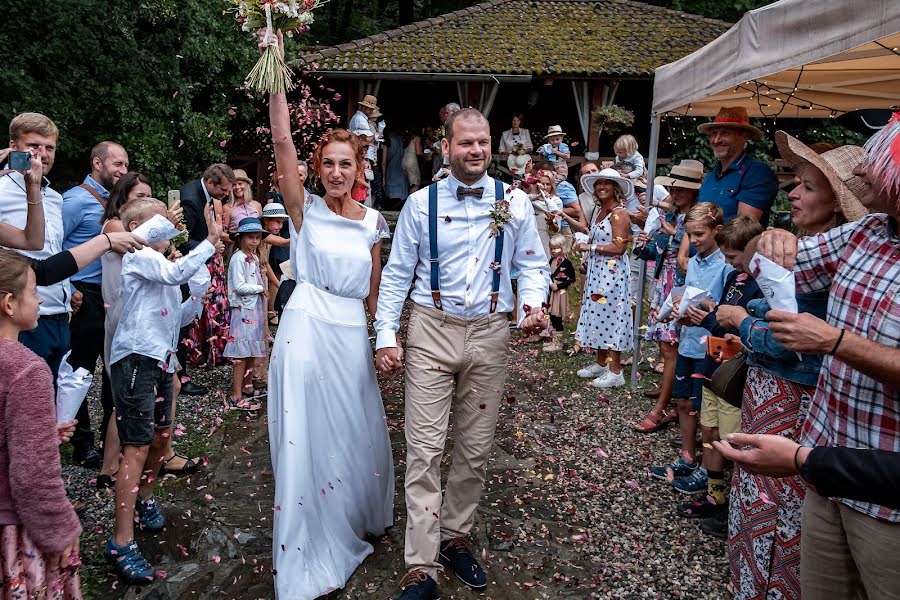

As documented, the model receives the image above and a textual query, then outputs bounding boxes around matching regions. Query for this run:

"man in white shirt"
[0,113,70,382]
[375,108,549,600]
[349,94,378,134]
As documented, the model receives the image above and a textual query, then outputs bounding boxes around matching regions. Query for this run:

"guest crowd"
[0,93,897,600]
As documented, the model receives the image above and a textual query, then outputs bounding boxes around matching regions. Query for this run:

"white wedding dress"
[268,195,394,599]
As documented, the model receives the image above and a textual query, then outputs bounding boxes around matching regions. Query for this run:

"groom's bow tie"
[456,186,484,200]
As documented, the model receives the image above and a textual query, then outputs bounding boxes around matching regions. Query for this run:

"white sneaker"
[577,363,608,379]
[589,370,626,388]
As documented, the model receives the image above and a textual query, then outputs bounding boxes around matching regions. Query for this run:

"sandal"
[659,409,679,427]
[642,388,661,399]
[229,397,261,412]
[160,453,202,477]
[564,344,582,358]
[632,411,667,433]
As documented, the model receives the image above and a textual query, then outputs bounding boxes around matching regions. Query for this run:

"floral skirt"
[644,253,679,343]
[0,526,81,600]
[728,366,812,600]
[187,253,230,368]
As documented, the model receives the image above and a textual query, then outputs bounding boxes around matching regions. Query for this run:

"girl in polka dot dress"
[573,169,634,389]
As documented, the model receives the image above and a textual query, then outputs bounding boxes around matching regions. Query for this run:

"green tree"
[0,0,259,191]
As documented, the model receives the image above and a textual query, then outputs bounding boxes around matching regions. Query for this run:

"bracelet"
[828,329,845,356]
[103,233,113,251]
[793,445,805,473]
[25,198,43,205]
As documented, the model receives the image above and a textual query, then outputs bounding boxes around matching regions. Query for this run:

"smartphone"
[8,151,31,171]
[166,189,181,208]
[706,336,743,361]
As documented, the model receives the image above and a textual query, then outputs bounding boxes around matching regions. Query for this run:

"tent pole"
[630,113,660,388]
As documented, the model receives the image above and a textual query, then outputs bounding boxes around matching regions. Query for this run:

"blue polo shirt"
[62,175,108,284]
[678,249,733,359]
[698,154,778,224]
[556,181,577,230]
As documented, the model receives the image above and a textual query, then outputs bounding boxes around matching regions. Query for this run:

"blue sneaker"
[135,496,165,531]
[440,537,487,588]
[673,467,709,494]
[649,457,698,481]
[105,538,156,584]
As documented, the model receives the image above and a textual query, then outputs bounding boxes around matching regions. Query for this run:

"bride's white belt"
[286,280,367,327]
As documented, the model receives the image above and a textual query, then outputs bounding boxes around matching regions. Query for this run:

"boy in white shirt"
[105,198,220,584]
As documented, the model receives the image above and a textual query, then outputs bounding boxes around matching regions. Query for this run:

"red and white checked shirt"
[796,214,900,522]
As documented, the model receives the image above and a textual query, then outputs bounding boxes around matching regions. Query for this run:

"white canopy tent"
[630,0,900,386]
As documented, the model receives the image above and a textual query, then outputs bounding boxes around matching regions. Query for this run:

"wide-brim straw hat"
[544,125,565,139]
[698,106,764,139]
[232,168,253,186]
[656,159,705,190]
[580,168,634,200]
[358,94,378,109]
[775,130,868,223]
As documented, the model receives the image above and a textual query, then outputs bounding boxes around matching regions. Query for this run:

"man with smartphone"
[175,163,235,395]
[0,113,70,382]
[61,141,129,468]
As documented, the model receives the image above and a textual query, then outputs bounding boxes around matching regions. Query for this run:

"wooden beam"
[587,81,606,152]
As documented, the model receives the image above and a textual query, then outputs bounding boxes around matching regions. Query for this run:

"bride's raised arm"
[266,32,303,233]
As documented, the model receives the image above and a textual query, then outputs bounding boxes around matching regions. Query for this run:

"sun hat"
[580,168,634,200]
[232,168,253,186]
[697,107,764,139]
[358,94,378,109]
[544,125,566,139]
[261,202,289,219]
[229,216,269,241]
[775,130,868,222]
[371,107,383,119]
[655,159,705,190]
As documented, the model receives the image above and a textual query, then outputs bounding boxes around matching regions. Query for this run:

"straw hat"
[371,107,383,119]
[580,168,634,200]
[544,125,566,139]
[358,94,378,109]
[261,202,288,219]
[775,131,868,223]
[656,159,705,190]
[232,168,253,186]
[698,106,764,139]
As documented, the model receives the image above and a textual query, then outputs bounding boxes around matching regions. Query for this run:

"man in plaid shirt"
[758,115,900,600]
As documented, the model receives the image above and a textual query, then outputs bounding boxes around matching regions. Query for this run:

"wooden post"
[346,82,360,126]
[587,81,606,153]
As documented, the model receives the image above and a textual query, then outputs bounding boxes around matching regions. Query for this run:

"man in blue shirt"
[62,141,129,468]
[678,107,779,271]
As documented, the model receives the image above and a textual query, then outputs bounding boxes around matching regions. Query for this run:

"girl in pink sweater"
[0,249,82,598]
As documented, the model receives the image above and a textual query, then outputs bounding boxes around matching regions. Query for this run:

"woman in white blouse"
[498,113,534,158]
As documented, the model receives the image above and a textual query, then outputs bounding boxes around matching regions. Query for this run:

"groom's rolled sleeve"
[374,197,421,349]
[510,195,550,325]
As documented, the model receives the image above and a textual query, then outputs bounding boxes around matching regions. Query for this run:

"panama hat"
[544,125,566,139]
[232,168,253,186]
[697,107,764,139]
[775,131,868,223]
[261,202,289,219]
[358,94,378,109]
[229,216,269,241]
[580,168,634,200]
[371,107,383,119]
[655,159,705,190]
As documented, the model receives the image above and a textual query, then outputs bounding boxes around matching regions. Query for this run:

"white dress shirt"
[110,241,214,371]
[375,173,550,349]
[0,171,69,314]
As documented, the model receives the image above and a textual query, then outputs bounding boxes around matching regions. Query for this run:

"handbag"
[710,351,748,408]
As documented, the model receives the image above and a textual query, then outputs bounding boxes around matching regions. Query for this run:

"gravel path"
[68,325,728,599]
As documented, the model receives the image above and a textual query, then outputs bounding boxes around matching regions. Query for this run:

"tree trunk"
[399,0,414,24]
[337,0,354,40]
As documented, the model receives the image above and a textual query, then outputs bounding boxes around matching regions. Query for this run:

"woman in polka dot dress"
[574,169,634,389]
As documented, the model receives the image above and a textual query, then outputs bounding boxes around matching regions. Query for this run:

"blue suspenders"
[428,179,505,313]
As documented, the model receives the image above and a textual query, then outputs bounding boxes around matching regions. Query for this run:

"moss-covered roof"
[296,0,730,77]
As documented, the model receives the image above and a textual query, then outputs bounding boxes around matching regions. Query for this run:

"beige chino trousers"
[801,488,900,600]
[403,304,510,578]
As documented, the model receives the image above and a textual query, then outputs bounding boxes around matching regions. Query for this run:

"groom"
[375,108,550,600]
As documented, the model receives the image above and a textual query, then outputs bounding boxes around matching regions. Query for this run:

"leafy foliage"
[592,105,635,137]
[0,0,259,191]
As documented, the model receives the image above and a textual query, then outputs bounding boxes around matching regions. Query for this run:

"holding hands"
[520,305,549,335]
[376,345,404,376]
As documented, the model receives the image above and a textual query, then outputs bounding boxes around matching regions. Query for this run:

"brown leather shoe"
[643,388,661,399]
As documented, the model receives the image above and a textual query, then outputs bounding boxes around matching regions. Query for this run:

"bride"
[264,33,394,599]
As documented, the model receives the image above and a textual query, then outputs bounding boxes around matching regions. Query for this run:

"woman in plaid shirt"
[757,113,900,600]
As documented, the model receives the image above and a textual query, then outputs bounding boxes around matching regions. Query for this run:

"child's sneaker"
[588,370,626,389]
[577,363,608,379]
[649,457,698,481]
[673,467,709,494]
[135,495,165,531]
[105,538,156,584]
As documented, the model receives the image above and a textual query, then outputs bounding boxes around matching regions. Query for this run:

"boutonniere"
[488,198,512,237]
